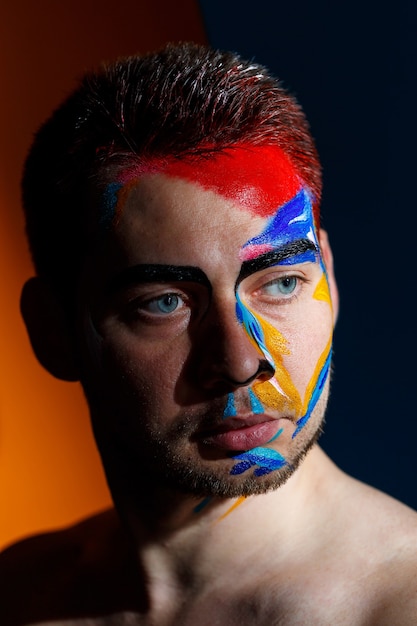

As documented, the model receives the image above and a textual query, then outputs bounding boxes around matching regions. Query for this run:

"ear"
[20,277,80,381]
[318,229,339,324]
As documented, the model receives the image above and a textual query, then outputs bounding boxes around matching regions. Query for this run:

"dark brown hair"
[22,42,321,297]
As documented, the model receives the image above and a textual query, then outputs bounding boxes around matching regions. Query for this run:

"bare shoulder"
[336,461,417,553]
[253,449,417,625]
[346,474,417,624]
[315,453,417,624]
[0,508,140,626]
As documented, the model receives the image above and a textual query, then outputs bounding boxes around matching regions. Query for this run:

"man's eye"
[262,276,298,297]
[143,293,184,315]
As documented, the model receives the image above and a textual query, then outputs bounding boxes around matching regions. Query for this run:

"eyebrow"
[237,239,318,284]
[107,264,211,294]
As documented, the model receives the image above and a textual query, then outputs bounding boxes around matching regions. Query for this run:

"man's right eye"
[138,293,186,316]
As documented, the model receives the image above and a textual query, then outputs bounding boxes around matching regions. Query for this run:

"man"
[1,42,416,625]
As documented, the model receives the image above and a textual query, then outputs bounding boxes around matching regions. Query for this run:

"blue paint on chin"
[230,446,286,476]
[230,460,252,475]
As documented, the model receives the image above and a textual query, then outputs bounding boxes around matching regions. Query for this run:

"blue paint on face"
[193,497,212,513]
[249,388,264,414]
[227,186,331,480]
[292,347,332,438]
[223,393,237,419]
[267,427,284,444]
[100,182,123,229]
[242,188,315,255]
[230,447,287,476]
[235,291,275,369]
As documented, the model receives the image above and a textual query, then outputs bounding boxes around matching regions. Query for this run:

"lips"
[201,414,284,451]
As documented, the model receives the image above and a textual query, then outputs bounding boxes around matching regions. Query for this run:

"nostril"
[222,360,275,388]
[256,360,275,382]
[195,301,276,392]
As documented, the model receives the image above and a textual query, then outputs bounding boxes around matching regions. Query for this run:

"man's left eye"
[262,276,298,297]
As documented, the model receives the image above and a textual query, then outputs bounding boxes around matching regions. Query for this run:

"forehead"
[86,148,318,293]
[107,144,303,222]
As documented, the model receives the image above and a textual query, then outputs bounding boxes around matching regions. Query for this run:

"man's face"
[78,146,336,500]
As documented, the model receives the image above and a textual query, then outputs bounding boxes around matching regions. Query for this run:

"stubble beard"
[96,390,328,504]
[155,413,325,499]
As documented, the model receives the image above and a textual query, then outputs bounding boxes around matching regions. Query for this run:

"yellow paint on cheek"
[251,313,303,416]
[249,272,332,418]
[260,317,290,356]
[240,271,332,419]
[301,273,333,414]
[301,335,332,414]
[313,272,332,306]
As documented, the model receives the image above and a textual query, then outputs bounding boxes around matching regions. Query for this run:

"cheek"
[250,314,303,414]
[118,335,208,428]
[250,292,333,416]
[106,332,183,392]
[279,295,334,420]
[81,316,185,414]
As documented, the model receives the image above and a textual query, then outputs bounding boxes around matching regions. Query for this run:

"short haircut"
[21,42,321,300]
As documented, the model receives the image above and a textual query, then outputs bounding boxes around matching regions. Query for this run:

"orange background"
[0,0,206,550]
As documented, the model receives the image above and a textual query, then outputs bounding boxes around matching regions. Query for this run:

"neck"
[110,445,328,550]
[98,446,337,617]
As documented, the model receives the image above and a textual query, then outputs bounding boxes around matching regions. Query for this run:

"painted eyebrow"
[237,239,318,285]
[107,264,211,294]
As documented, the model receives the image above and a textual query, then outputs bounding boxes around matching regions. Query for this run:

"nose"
[196,298,275,392]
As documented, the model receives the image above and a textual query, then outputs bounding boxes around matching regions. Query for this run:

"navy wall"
[199,2,417,509]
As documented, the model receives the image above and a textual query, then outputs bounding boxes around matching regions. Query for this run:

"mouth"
[199,414,286,451]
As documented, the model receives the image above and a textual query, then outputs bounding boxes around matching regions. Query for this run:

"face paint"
[236,188,326,417]
[162,145,303,217]
[99,144,318,229]
[100,182,124,229]
[97,145,332,490]
[227,186,333,478]
[231,446,287,477]
[235,290,301,414]
[240,188,318,262]
[194,495,248,523]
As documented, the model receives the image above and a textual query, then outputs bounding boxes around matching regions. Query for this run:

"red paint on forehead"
[164,145,301,217]
[119,145,303,218]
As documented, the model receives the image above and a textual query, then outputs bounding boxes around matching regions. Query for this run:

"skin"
[79,151,334,506]
[3,149,417,625]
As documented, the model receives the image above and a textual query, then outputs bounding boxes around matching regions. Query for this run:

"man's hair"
[22,42,321,299]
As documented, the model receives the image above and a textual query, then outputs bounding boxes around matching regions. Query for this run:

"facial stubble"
[95,382,329,505]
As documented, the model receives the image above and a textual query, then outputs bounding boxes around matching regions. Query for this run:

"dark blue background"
[199,1,417,509]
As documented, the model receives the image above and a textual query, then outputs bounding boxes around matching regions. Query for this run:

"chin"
[96,407,324,506]
[154,429,321,500]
